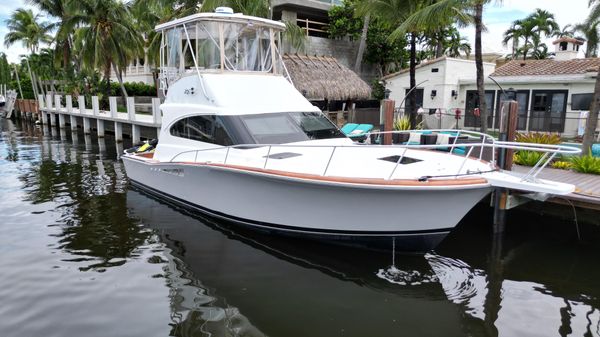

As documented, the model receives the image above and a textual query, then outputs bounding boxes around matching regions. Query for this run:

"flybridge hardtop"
[121,9,581,252]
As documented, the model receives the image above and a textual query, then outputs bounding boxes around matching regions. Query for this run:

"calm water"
[1,118,600,337]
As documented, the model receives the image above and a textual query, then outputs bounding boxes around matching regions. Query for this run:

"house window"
[559,42,568,51]
[572,93,593,110]
[529,90,568,132]
[495,90,530,130]
[405,88,424,109]
[464,90,495,128]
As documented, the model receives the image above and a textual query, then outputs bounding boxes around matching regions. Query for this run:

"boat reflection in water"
[128,185,600,337]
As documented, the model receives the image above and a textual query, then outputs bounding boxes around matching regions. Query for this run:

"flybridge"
[155,8,288,93]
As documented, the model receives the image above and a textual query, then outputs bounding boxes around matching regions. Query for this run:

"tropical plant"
[26,0,74,69]
[4,8,53,53]
[513,151,544,167]
[444,27,471,57]
[570,154,600,174]
[515,132,562,145]
[575,21,599,58]
[551,161,572,170]
[502,9,559,60]
[393,115,422,130]
[67,0,144,101]
[554,24,576,38]
[328,0,364,41]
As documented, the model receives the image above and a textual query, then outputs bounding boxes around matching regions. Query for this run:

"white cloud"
[460,0,591,56]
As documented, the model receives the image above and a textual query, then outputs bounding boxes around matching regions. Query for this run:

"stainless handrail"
[166,130,581,182]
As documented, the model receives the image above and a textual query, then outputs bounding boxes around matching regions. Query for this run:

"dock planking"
[513,165,600,210]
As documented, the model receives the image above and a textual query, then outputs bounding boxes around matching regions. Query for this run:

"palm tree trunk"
[354,14,370,74]
[475,2,487,133]
[582,67,600,155]
[523,37,529,60]
[112,62,129,99]
[408,33,418,129]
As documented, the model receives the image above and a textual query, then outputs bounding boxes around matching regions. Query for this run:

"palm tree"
[575,22,599,58]
[67,0,143,100]
[502,23,522,60]
[4,8,53,53]
[445,28,471,57]
[554,24,575,38]
[358,0,443,129]
[393,0,497,132]
[26,0,74,69]
[582,0,600,155]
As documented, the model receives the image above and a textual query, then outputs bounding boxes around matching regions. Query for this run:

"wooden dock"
[513,165,600,210]
[27,93,162,143]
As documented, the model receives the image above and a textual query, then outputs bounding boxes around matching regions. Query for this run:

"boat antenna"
[488,75,506,98]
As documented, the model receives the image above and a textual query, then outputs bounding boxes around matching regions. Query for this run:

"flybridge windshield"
[159,18,283,89]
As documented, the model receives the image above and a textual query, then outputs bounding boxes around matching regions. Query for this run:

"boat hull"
[122,157,492,252]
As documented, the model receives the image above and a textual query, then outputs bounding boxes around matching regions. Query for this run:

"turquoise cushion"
[341,123,358,135]
[452,147,466,155]
[592,144,600,157]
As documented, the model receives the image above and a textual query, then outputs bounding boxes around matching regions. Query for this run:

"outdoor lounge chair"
[342,123,373,142]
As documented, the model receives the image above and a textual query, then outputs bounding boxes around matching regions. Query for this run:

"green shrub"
[393,115,422,131]
[515,132,561,145]
[551,161,572,170]
[569,154,600,175]
[514,151,544,166]
[110,81,157,97]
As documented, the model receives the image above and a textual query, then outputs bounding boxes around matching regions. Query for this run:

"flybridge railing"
[167,129,581,182]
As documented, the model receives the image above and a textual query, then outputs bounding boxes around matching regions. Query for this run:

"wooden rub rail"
[30,93,162,143]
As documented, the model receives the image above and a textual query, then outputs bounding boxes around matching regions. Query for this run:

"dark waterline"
[1,118,599,337]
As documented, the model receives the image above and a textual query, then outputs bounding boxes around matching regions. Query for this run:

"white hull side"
[123,157,491,245]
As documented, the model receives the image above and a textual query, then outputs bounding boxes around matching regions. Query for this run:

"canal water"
[1,118,600,337]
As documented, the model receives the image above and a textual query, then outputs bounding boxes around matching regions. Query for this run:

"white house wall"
[384,58,495,124]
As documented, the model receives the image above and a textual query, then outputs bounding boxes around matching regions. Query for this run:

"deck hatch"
[263,152,303,160]
[378,155,422,165]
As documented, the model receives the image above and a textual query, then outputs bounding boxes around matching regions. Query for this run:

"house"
[460,38,598,137]
[382,57,496,129]
[384,38,600,137]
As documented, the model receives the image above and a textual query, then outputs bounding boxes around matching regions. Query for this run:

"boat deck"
[513,165,600,210]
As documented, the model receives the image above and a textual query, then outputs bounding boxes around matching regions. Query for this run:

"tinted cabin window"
[170,115,234,145]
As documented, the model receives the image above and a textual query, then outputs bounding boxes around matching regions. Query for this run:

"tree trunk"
[523,37,529,60]
[112,62,129,99]
[435,32,444,58]
[475,2,487,133]
[354,14,370,74]
[408,33,418,129]
[104,61,112,107]
[582,67,600,155]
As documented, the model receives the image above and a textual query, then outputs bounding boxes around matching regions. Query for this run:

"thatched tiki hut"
[282,54,371,122]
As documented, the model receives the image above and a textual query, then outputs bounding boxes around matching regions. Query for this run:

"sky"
[0,0,595,63]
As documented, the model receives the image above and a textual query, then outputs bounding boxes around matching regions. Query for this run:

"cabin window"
[170,115,236,145]
[170,115,215,143]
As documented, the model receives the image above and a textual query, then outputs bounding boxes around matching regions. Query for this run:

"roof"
[282,54,371,101]
[553,37,584,45]
[491,58,600,77]
[382,57,447,80]
[155,12,286,31]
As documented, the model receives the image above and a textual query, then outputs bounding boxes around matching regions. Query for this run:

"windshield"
[240,112,345,144]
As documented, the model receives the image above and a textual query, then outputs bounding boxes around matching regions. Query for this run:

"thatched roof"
[282,54,371,101]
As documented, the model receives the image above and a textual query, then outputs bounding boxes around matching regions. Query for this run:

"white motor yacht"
[122,9,580,252]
